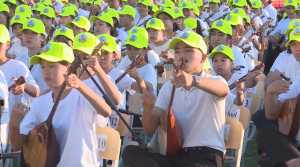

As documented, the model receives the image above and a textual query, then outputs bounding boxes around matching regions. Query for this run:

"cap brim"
[72,46,92,55]
[19,28,45,35]
[146,25,163,30]
[154,10,173,18]
[168,38,198,50]
[30,54,65,65]
[89,16,98,23]
[284,29,292,35]
[208,51,234,60]
[286,38,300,47]
[207,27,230,35]
[137,2,150,6]
[122,42,144,49]
[101,45,115,52]
[40,13,54,18]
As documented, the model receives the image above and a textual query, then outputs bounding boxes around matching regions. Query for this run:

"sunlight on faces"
[212,53,233,76]
[108,0,119,9]
[126,45,144,61]
[60,16,73,26]
[93,19,111,35]
[137,4,149,17]
[71,24,86,36]
[23,30,43,48]
[12,23,23,40]
[158,13,173,30]
[40,15,52,28]
[210,29,230,48]
[147,28,164,42]
[98,50,115,69]
[40,60,69,88]
[119,15,132,27]
[289,41,300,61]
[182,8,194,18]
[209,2,219,12]
[54,35,73,47]
[174,41,205,73]
[285,6,296,18]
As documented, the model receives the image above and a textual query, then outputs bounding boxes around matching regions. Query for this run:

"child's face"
[137,3,149,17]
[296,11,300,19]
[147,28,164,42]
[60,16,73,26]
[54,35,73,47]
[0,12,7,26]
[126,45,144,61]
[209,2,219,12]
[40,60,69,88]
[174,17,184,27]
[98,50,114,69]
[212,53,233,76]
[210,29,229,48]
[40,15,52,28]
[289,41,300,62]
[93,19,110,36]
[32,11,40,18]
[120,1,126,7]
[119,15,132,27]
[158,13,173,30]
[12,23,23,40]
[71,24,86,36]
[182,8,195,18]
[23,30,43,48]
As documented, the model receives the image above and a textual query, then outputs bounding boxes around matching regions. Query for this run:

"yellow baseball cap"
[159,0,174,8]
[64,3,78,13]
[97,34,116,52]
[169,31,207,54]
[203,59,211,70]
[15,4,31,18]
[57,6,75,17]
[84,0,101,6]
[208,45,234,61]
[209,0,220,3]
[151,5,159,13]
[245,16,251,24]
[119,5,136,18]
[0,2,9,13]
[40,7,55,18]
[19,18,46,35]
[286,28,300,46]
[183,17,197,30]
[154,7,175,18]
[30,42,74,65]
[292,4,300,13]
[40,0,52,6]
[122,33,148,48]
[192,0,203,7]
[66,16,91,31]
[180,1,193,9]
[53,26,74,42]
[89,13,114,27]
[60,0,68,3]
[73,32,100,55]
[32,3,45,12]
[251,0,262,8]
[225,14,243,25]
[146,18,165,30]
[208,19,232,36]
[204,35,209,42]
[103,8,119,20]
[231,0,247,7]
[0,24,10,43]
[172,7,184,19]
[128,27,149,40]
[231,8,247,19]
[10,15,27,27]
[284,0,297,7]
[284,19,300,35]
[3,0,16,5]
[137,0,151,6]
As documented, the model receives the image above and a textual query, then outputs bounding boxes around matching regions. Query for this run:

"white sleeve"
[0,71,8,112]
[199,19,209,36]
[117,72,135,94]
[271,53,286,72]
[155,81,171,112]
[278,78,300,103]
[143,65,157,94]
[7,43,17,58]
[269,20,282,36]
[116,56,131,71]
[147,50,160,67]
[20,100,40,135]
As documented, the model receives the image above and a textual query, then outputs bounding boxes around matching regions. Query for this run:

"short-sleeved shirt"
[270,51,295,72]
[7,40,28,58]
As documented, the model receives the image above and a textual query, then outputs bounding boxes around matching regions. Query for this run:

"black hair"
[148,6,152,15]
[2,12,10,29]
[195,20,204,37]
[208,32,232,53]
[58,60,70,66]
[158,12,180,32]
[108,22,119,37]
[287,46,292,54]
[268,0,272,4]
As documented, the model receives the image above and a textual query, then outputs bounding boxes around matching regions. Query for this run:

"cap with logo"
[64,3,78,13]
[66,16,91,31]
[128,27,149,40]
[208,0,220,3]
[192,0,203,7]
[89,13,114,28]
[30,42,74,65]
[15,5,31,18]
[183,17,197,30]
[0,2,9,13]
[251,0,262,8]
[180,1,193,9]
[154,7,175,18]
[151,5,159,13]
[96,34,116,52]
[208,19,232,36]
[19,18,46,35]
[0,24,10,43]
[230,0,247,7]
[292,4,300,13]
[225,14,243,25]
[73,32,100,55]
[169,31,207,54]
[57,6,75,17]
[286,28,300,46]
[284,0,297,7]
[159,0,174,8]
[104,8,119,20]
[119,5,136,18]
[146,18,165,30]
[193,4,200,16]
[284,19,300,35]
[172,7,184,19]
[53,26,75,42]
[40,0,52,6]
[230,8,247,19]
[40,7,55,18]
[208,45,234,61]
[32,3,46,12]
[10,15,27,27]
[122,33,148,48]
[84,0,101,6]
[137,0,151,6]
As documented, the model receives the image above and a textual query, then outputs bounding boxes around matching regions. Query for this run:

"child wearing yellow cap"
[57,6,76,26]
[201,0,226,23]
[72,32,121,105]
[0,2,10,28]
[122,31,229,167]
[183,17,204,37]
[7,15,28,58]
[39,7,57,42]
[119,5,136,34]
[66,15,91,36]
[0,24,39,114]
[9,42,112,167]
[32,3,46,18]
[3,0,16,17]
[134,0,152,28]
[53,26,75,46]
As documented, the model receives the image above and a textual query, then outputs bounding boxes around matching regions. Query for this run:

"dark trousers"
[263,43,282,75]
[252,109,278,130]
[256,127,300,167]
[122,145,224,167]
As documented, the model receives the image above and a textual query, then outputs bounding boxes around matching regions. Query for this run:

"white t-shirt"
[78,8,90,18]
[156,71,226,152]
[273,55,300,82]
[136,63,157,95]
[270,51,295,72]
[52,0,63,12]
[20,89,101,167]
[278,77,300,142]
[134,15,152,28]
[247,13,263,31]
[0,71,9,154]
[0,60,39,114]
[117,29,128,46]
[196,18,209,37]
[225,93,240,120]
[227,72,246,95]
[264,4,277,26]
[15,54,48,94]
[270,18,295,36]
[7,40,28,58]
[0,71,8,113]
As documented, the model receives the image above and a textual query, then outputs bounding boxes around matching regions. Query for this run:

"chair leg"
[247,125,256,142]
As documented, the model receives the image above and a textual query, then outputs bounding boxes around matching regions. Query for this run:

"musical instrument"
[242,46,251,53]
[115,53,144,84]
[158,58,185,158]
[253,18,273,36]
[23,56,82,167]
[280,73,292,84]
[229,63,264,90]
[250,13,260,23]
[271,32,284,49]
[8,76,26,91]
[167,32,179,39]
[239,36,254,49]
[154,58,174,77]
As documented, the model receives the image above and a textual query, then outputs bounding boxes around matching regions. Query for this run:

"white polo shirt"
[273,55,300,82]
[264,4,277,26]
[269,18,295,36]
[278,77,300,142]
[156,71,226,152]
[270,51,295,72]
[225,93,240,120]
